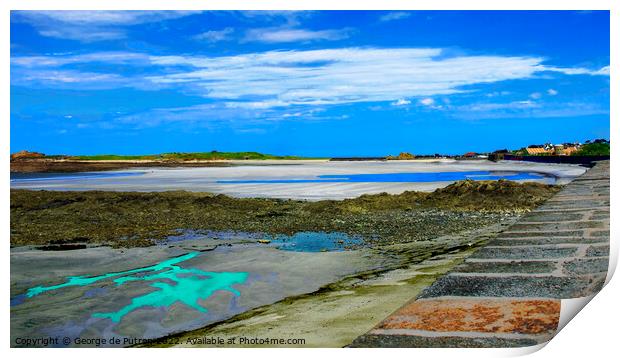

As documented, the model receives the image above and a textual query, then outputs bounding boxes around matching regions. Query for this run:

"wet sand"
[10,159,585,200]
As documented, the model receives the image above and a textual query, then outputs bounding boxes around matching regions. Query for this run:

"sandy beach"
[10,159,585,200]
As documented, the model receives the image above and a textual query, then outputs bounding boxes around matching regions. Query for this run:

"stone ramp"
[351,161,609,348]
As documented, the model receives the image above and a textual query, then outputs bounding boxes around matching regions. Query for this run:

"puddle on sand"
[20,252,248,323]
[267,232,364,252]
[163,229,365,252]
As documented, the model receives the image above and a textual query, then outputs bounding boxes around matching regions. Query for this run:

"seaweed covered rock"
[10,178,560,247]
[423,179,561,212]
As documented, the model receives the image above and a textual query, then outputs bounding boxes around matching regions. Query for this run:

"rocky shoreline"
[10,159,233,173]
[10,180,560,248]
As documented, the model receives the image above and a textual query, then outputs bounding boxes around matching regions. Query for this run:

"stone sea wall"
[352,160,610,348]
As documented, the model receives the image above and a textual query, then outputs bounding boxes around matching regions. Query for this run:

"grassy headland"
[10,151,325,173]
[70,151,314,161]
[10,180,560,248]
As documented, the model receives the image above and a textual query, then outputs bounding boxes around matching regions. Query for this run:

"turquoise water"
[218,170,547,184]
[25,252,248,323]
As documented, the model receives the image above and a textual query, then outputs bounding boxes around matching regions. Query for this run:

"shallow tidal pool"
[162,229,367,252]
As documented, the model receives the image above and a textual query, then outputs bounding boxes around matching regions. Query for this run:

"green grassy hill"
[70,151,318,161]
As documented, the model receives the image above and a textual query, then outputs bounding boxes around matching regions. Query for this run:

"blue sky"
[10,10,610,156]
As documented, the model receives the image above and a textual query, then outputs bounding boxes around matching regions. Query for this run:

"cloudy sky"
[10,10,610,156]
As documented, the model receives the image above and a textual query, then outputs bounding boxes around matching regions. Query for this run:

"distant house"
[558,146,579,156]
[463,152,477,158]
[562,142,581,147]
[525,147,552,155]
[523,142,581,156]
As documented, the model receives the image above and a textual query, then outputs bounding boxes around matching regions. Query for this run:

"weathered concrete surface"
[11,240,386,347]
[351,161,609,348]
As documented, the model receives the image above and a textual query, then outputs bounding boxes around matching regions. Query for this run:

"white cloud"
[12,10,200,42]
[541,65,609,76]
[595,66,610,75]
[485,91,511,97]
[392,99,411,106]
[419,98,435,106]
[15,69,126,86]
[243,27,351,43]
[193,28,234,43]
[14,10,199,26]
[464,100,540,112]
[39,28,126,42]
[115,104,240,128]
[237,11,311,27]
[379,12,412,22]
[11,52,151,69]
[547,88,558,96]
[529,92,542,99]
[11,47,610,109]
[453,100,607,119]
[114,102,331,128]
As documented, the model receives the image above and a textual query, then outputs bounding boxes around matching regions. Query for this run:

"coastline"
[9,160,597,348]
[9,158,459,173]
[9,168,561,346]
[10,159,236,173]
